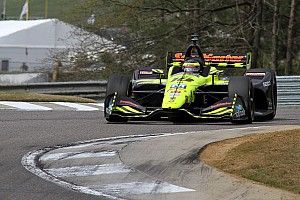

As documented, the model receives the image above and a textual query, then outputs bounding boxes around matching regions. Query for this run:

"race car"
[104,36,277,124]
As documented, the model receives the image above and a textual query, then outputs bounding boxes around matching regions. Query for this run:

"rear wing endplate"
[167,52,252,69]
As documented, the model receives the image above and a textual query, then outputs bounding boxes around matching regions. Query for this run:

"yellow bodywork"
[162,67,228,109]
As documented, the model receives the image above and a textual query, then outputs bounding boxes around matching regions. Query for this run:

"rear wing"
[166,52,252,69]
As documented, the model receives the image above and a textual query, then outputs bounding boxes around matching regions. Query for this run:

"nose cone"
[162,92,187,109]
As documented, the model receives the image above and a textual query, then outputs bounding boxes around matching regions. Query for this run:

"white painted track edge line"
[50,102,99,111]
[21,150,125,200]
[44,163,132,177]
[89,103,104,107]
[0,101,53,111]
[40,151,117,161]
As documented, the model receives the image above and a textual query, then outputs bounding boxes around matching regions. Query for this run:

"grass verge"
[200,129,300,194]
[0,92,96,103]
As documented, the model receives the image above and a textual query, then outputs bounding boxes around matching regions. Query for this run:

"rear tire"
[229,76,254,124]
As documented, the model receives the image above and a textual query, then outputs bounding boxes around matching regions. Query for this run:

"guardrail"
[277,76,300,106]
[0,81,107,100]
[0,76,299,106]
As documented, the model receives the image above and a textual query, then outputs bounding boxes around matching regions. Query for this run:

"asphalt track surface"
[0,107,299,200]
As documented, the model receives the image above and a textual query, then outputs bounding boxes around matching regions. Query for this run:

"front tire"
[106,74,130,97]
[104,74,130,122]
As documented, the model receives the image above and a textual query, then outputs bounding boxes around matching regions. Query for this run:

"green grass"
[4,0,82,20]
[0,92,96,103]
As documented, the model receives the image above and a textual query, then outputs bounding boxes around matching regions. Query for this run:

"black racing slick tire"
[104,74,130,122]
[106,74,130,98]
[267,70,277,120]
[265,69,277,120]
[229,76,254,124]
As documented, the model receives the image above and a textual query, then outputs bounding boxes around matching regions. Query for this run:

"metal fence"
[0,81,107,100]
[277,76,300,106]
[0,76,299,106]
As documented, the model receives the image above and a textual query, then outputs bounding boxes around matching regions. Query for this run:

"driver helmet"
[182,59,202,73]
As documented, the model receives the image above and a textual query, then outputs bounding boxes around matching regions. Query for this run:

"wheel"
[245,68,277,120]
[104,74,130,122]
[229,76,254,124]
[106,74,130,97]
[265,70,277,120]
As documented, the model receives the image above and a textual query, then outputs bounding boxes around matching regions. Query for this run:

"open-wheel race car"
[104,36,277,124]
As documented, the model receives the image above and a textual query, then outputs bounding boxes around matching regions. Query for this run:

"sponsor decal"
[172,52,185,62]
[171,77,180,82]
[171,52,248,63]
[210,102,232,109]
[268,99,273,109]
[245,72,265,76]
[106,107,111,115]
[170,84,187,89]
[139,71,153,75]
[204,54,246,62]
[119,100,140,108]
[263,81,271,87]
[171,77,194,82]
[169,92,181,97]
[169,89,182,93]
[183,78,194,82]
[169,98,175,102]
[106,101,113,115]
[233,104,246,118]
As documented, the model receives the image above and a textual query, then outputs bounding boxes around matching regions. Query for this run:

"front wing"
[104,93,248,122]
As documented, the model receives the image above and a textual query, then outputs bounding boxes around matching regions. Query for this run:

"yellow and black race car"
[104,36,277,123]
